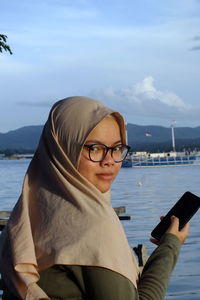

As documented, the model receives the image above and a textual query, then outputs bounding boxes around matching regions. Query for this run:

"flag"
[145,131,152,137]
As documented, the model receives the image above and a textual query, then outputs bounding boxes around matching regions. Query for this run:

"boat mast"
[171,120,176,152]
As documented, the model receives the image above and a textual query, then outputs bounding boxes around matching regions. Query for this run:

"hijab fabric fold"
[0,96,139,299]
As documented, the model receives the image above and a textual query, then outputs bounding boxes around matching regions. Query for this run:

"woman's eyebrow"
[85,139,122,145]
[85,139,100,144]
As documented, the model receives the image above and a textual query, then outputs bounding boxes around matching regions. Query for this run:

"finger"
[170,215,179,228]
[180,222,190,233]
[166,215,179,234]
[150,238,160,246]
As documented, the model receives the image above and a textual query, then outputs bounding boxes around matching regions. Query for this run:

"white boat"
[122,153,200,168]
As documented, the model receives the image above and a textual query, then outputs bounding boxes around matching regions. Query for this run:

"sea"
[0,159,200,299]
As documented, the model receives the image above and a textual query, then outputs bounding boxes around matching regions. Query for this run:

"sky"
[1,0,200,133]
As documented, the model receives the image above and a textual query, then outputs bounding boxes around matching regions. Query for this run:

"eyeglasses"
[83,143,130,163]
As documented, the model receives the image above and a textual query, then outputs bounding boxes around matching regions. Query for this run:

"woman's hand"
[150,216,190,245]
[166,215,189,244]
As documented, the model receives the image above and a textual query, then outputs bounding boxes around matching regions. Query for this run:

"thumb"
[167,215,190,244]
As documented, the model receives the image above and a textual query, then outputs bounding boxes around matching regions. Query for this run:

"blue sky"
[1,0,200,132]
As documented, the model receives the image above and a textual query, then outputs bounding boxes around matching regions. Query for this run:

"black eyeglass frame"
[83,143,131,163]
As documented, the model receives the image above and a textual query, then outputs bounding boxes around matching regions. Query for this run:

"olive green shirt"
[2,233,180,300]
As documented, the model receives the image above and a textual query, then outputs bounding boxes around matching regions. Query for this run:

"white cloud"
[133,77,190,110]
[93,76,190,110]
[91,77,200,126]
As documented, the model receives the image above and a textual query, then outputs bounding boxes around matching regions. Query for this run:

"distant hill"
[0,126,43,151]
[1,124,200,153]
[127,124,200,152]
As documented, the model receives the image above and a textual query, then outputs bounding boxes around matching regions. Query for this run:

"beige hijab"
[0,96,139,300]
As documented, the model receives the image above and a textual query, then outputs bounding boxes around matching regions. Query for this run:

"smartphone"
[151,191,200,241]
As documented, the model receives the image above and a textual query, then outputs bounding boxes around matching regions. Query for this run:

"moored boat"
[122,152,200,168]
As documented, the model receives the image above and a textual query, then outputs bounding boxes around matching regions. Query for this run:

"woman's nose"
[101,150,115,165]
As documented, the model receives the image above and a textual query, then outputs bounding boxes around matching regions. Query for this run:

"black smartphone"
[151,191,200,241]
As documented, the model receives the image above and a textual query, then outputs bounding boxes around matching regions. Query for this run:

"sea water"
[0,159,200,299]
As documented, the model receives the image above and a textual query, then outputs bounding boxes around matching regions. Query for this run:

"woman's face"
[78,117,122,193]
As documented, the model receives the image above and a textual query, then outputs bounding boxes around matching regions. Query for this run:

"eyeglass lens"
[88,144,129,162]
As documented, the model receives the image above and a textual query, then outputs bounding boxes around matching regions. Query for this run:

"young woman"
[0,96,189,300]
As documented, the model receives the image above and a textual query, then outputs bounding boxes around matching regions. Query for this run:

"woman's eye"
[90,146,99,151]
[113,146,122,152]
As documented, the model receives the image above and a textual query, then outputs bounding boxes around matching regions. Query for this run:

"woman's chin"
[96,183,111,194]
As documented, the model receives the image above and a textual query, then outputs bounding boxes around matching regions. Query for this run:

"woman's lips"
[96,173,114,180]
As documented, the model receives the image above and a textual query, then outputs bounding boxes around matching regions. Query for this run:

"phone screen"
[151,191,200,241]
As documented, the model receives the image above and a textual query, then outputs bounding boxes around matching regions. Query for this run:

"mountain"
[127,124,200,152]
[1,124,200,153]
[0,126,43,151]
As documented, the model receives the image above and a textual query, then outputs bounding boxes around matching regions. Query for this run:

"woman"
[0,96,189,300]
